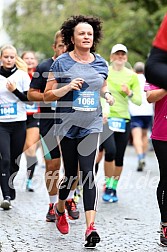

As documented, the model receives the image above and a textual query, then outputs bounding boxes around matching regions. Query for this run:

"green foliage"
[122,0,167,14]
[3,0,167,65]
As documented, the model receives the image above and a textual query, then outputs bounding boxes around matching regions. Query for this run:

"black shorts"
[26,114,40,129]
[40,119,60,160]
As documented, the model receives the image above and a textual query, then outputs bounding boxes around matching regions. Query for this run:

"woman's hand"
[69,78,84,90]
[105,93,115,106]
[103,114,108,124]
[6,80,16,92]
[44,77,85,102]
[121,83,130,96]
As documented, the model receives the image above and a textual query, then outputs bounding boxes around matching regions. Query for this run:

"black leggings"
[58,134,99,212]
[99,122,130,166]
[145,47,167,90]
[152,139,167,222]
[0,121,26,198]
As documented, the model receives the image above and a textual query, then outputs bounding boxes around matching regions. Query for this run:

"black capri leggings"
[58,133,99,212]
[99,121,130,166]
[152,139,167,222]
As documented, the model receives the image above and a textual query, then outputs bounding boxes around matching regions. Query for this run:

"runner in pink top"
[144,83,167,141]
[145,14,167,90]
[145,82,167,246]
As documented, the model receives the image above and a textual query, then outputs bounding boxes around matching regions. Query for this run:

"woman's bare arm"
[146,89,167,103]
[43,72,84,102]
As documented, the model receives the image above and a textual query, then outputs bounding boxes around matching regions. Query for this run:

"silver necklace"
[73,51,91,63]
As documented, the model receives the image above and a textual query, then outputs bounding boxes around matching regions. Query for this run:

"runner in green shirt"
[96,44,141,202]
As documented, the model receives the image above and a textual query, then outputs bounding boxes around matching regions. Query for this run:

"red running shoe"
[54,204,69,234]
[46,203,55,222]
[160,223,167,246]
[85,222,100,248]
[65,199,80,220]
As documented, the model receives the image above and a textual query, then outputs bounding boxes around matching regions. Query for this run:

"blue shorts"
[130,116,152,129]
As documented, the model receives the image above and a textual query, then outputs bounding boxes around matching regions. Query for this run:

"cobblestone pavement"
[0,146,166,252]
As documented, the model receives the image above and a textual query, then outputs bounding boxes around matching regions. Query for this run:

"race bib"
[51,101,57,111]
[26,103,38,113]
[108,118,126,132]
[0,103,17,118]
[73,90,99,111]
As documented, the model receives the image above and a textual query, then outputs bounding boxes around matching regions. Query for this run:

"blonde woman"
[0,45,30,210]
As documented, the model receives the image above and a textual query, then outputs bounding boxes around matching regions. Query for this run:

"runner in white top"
[0,44,30,210]
[129,62,154,171]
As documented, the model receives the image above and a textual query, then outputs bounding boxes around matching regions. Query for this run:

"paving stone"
[0,147,164,251]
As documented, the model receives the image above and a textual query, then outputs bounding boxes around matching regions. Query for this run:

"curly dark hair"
[60,15,103,52]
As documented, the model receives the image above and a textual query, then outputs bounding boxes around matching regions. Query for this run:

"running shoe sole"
[68,214,80,220]
[158,242,167,247]
[102,194,118,203]
[85,231,100,248]
[46,217,55,222]
[84,242,96,248]
[0,200,11,210]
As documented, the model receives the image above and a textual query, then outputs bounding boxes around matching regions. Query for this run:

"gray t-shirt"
[50,52,108,138]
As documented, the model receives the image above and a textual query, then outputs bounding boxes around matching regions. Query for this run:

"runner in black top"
[28,31,80,222]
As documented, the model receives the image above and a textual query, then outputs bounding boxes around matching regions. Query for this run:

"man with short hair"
[28,31,80,221]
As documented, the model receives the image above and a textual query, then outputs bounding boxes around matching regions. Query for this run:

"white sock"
[162,222,167,227]
[49,195,58,204]
[67,190,75,200]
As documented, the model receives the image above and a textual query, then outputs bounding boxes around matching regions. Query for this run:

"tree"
[3,0,167,64]
[122,0,167,14]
